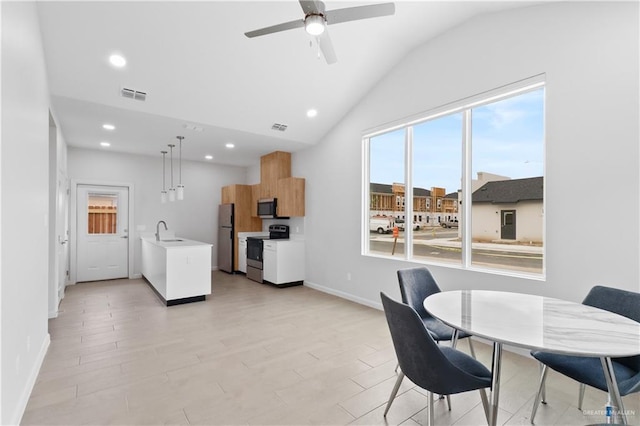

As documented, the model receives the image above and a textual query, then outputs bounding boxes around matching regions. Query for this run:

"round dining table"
[424,290,640,425]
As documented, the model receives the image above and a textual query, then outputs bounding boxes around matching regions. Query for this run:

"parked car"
[396,219,420,231]
[370,217,395,234]
[441,220,459,228]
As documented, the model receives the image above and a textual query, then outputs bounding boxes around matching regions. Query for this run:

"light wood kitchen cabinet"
[277,177,305,217]
[250,184,261,217]
[260,151,291,198]
[220,184,262,270]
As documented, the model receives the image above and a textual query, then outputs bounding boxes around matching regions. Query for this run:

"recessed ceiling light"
[109,54,126,68]
[306,109,318,118]
[205,155,213,160]
[100,141,111,147]
[225,143,235,149]
[102,123,115,130]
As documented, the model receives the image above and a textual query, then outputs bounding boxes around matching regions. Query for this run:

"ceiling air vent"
[120,87,147,102]
[183,123,204,132]
[271,123,288,132]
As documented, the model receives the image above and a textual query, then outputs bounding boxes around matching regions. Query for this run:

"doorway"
[57,172,69,300]
[76,185,130,282]
[49,112,70,317]
[500,209,516,240]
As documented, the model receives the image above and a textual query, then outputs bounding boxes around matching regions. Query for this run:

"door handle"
[121,236,128,239]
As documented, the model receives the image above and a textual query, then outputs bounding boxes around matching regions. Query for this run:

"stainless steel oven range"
[246,224,289,283]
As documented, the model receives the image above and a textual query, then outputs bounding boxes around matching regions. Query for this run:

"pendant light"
[168,144,176,202]
[176,136,185,200]
[160,150,168,203]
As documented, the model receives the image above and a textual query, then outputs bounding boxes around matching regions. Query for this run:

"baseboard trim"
[303,280,383,311]
[12,333,51,426]
[47,310,58,319]
[132,273,142,279]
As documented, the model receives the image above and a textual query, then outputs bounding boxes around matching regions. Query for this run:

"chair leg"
[530,364,549,424]
[479,388,490,425]
[538,362,547,404]
[468,337,477,359]
[435,340,448,404]
[578,383,586,411]
[384,371,405,417]
[427,390,435,426]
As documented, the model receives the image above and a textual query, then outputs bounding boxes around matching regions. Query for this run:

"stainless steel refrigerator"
[217,203,234,273]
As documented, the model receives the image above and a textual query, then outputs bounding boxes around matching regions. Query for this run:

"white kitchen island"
[141,237,212,306]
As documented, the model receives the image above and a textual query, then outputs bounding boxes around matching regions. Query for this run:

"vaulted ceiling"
[37,1,535,167]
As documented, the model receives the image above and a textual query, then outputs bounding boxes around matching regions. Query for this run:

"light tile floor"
[22,272,639,425]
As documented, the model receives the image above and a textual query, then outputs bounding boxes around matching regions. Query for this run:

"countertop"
[141,236,212,248]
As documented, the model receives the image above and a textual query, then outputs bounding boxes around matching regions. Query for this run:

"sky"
[369,88,544,194]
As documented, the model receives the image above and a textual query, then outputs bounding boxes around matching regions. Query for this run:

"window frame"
[362,75,546,280]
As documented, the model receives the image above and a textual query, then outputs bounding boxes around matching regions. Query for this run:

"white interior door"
[77,185,129,282]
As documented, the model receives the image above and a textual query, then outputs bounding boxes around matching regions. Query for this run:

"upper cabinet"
[277,177,305,217]
[260,151,291,199]
[221,184,261,230]
[259,151,305,217]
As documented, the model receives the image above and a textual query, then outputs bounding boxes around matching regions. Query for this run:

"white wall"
[297,2,640,307]
[67,148,247,275]
[1,2,52,424]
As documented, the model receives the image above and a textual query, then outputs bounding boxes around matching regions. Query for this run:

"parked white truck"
[370,216,395,234]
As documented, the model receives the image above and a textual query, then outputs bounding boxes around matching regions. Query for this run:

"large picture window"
[364,78,545,277]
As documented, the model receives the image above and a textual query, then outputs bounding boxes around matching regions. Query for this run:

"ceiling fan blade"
[244,19,304,38]
[325,2,395,26]
[299,0,325,15]
[318,30,337,65]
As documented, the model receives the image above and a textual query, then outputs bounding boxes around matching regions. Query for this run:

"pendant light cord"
[161,151,167,190]
[177,136,184,185]
[168,144,175,188]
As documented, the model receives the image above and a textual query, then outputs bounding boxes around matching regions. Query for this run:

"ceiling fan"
[244,0,395,64]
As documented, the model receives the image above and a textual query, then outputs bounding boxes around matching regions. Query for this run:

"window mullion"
[362,137,370,255]
[405,126,413,260]
[461,110,472,267]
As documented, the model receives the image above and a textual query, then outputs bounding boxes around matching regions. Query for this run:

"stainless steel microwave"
[257,198,277,218]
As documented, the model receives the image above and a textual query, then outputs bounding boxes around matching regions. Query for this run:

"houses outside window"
[364,77,544,277]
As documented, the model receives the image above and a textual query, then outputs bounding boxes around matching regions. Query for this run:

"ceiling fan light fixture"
[305,14,325,36]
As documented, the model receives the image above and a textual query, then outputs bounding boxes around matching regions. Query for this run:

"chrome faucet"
[156,220,168,241]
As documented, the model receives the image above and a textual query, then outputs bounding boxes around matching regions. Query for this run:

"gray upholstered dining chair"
[380,292,491,425]
[395,266,478,410]
[397,267,476,355]
[530,285,640,424]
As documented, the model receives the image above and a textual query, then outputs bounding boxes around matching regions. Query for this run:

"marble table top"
[424,290,640,357]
